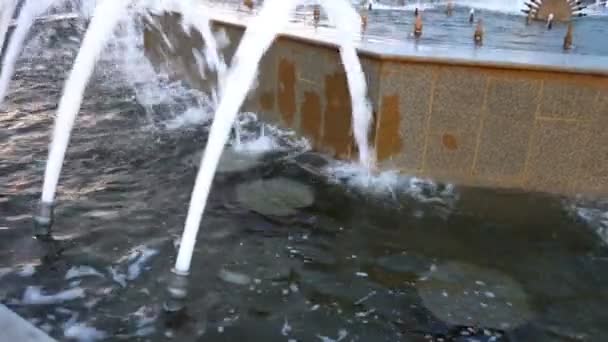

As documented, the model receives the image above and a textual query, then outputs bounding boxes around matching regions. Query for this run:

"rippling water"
[0,9,607,342]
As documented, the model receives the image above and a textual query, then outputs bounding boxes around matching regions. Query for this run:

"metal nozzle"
[163,269,189,313]
[33,201,54,238]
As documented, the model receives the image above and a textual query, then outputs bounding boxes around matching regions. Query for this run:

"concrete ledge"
[0,305,55,342]
[144,10,608,197]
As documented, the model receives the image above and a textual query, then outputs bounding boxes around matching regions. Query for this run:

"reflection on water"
[0,7,607,342]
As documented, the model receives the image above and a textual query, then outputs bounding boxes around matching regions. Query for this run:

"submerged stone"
[416,262,533,330]
[236,178,314,216]
[184,148,261,173]
[217,149,262,173]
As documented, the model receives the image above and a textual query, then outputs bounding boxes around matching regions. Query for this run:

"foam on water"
[22,286,85,305]
[324,160,458,214]
[17,263,37,277]
[571,202,608,244]
[63,314,107,342]
[126,247,158,280]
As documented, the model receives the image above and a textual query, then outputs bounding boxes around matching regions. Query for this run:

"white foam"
[127,247,158,281]
[573,205,608,244]
[22,286,85,305]
[17,263,37,277]
[281,317,292,336]
[324,160,457,206]
[64,323,107,342]
[107,266,127,287]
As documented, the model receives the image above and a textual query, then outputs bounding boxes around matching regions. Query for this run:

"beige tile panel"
[473,77,540,182]
[524,119,583,194]
[375,62,436,170]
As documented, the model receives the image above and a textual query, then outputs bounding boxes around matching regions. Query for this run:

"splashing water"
[454,0,526,14]
[321,0,373,169]
[174,0,299,274]
[40,0,132,204]
[175,0,244,145]
[0,0,57,104]
[0,0,17,52]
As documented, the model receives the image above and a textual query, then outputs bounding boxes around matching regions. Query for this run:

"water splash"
[454,0,526,14]
[174,0,298,274]
[0,0,57,104]
[40,0,132,204]
[321,0,373,169]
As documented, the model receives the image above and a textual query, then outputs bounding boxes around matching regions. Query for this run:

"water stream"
[0,0,57,104]
[40,0,132,204]
[174,0,299,274]
[0,0,17,52]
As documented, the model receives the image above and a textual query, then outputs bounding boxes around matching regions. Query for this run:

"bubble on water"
[22,286,85,305]
[236,178,314,216]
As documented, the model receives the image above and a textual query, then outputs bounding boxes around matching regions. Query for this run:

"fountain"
[33,0,133,235]
[0,0,375,311]
[166,0,374,311]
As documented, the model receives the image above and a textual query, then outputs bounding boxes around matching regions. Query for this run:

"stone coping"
[205,6,608,77]
[0,305,56,342]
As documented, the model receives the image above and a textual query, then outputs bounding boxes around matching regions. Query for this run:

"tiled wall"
[144,15,608,196]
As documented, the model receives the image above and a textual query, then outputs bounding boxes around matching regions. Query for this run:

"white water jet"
[40,0,132,204]
[0,0,17,52]
[322,0,373,169]
[174,0,298,274]
[455,0,526,14]
[0,0,57,104]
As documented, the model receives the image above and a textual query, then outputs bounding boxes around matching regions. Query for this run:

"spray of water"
[174,0,298,274]
[0,0,17,52]
[40,0,133,204]
[176,0,244,145]
[321,0,373,169]
[0,0,57,104]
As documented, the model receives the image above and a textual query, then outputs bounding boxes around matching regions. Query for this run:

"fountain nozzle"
[163,269,189,313]
[33,201,54,238]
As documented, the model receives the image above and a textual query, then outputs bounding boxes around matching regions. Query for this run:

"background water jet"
[0,0,57,105]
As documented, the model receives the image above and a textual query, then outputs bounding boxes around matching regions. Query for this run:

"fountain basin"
[144,10,608,197]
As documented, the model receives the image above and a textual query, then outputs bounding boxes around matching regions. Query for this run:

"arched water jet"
[168,0,374,311]
[321,0,374,169]
[0,0,57,105]
[34,0,133,236]
[0,0,18,53]
[166,0,299,312]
